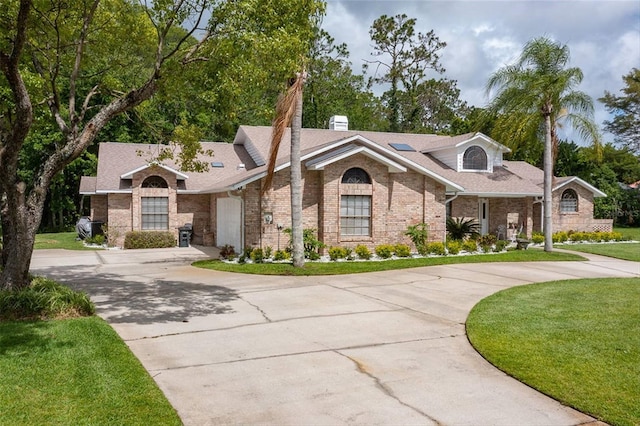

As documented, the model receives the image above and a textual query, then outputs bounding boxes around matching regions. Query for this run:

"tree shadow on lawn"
[0,321,75,356]
[30,265,239,325]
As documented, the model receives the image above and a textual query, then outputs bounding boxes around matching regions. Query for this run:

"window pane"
[141,197,169,230]
[340,195,371,236]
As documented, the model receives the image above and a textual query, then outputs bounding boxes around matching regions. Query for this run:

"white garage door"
[216,197,242,250]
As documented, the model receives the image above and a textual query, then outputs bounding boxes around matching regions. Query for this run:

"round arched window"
[463,146,487,170]
[560,189,578,212]
[341,168,371,184]
[141,175,168,188]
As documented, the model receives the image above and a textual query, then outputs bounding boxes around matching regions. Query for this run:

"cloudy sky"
[322,0,640,144]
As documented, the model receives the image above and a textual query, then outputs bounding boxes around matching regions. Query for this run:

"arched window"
[560,189,578,212]
[141,175,168,188]
[341,167,371,184]
[463,146,487,170]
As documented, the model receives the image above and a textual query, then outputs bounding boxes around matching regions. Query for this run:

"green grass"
[195,249,585,275]
[0,317,181,425]
[34,231,99,250]
[559,242,640,262]
[467,278,640,426]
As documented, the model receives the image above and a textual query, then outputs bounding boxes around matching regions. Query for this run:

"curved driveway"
[31,247,638,425]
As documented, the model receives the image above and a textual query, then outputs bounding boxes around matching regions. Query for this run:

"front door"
[217,197,242,250]
[478,198,489,235]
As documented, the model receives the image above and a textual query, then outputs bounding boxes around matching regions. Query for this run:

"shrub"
[0,276,95,320]
[462,240,478,253]
[250,248,264,263]
[283,228,325,259]
[552,231,568,243]
[494,240,508,252]
[264,246,273,259]
[375,244,394,259]
[569,231,586,242]
[426,242,446,256]
[85,234,105,246]
[124,231,176,249]
[394,244,411,257]
[355,244,371,260]
[405,223,429,253]
[219,244,236,260]
[328,246,349,261]
[446,217,480,241]
[446,240,461,255]
[478,234,497,247]
[273,249,290,261]
[531,232,544,244]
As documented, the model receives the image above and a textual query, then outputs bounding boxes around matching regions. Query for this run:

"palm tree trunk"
[543,113,553,252]
[290,85,304,267]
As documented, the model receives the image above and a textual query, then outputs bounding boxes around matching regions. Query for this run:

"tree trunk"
[543,113,553,252]
[290,85,305,268]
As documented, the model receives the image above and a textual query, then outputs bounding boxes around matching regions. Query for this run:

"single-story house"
[80,116,612,250]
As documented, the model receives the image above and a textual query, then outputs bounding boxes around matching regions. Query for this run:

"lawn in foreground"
[194,249,584,275]
[467,278,640,426]
[0,316,180,425]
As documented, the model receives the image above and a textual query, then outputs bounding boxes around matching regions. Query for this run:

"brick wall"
[90,195,108,222]
[106,194,132,247]
[177,194,211,244]
[553,183,610,232]
[249,154,447,252]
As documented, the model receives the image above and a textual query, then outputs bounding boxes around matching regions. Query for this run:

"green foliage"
[85,234,105,246]
[0,276,95,320]
[220,244,236,260]
[600,68,640,154]
[531,232,545,244]
[355,244,372,260]
[374,244,395,259]
[494,240,508,252]
[250,248,264,264]
[328,246,349,261]
[552,231,569,243]
[273,249,290,261]
[426,242,446,256]
[446,240,461,255]
[124,231,176,249]
[462,240,478,253]
[446,217,480,241]
[394,244,411,257]
[283,228,325,259]
[264,246,273,259]
[404,223,429,253]
[478,234,497,252]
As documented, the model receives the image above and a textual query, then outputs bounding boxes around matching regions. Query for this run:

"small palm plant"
[446,217,480,241]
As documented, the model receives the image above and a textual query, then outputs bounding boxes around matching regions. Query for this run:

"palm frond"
[262,74,305,195]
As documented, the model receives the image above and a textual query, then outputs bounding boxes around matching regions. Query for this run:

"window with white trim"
[463,146,488,170]
[141,175,168,188]
[341,195,371,236]
[560,189,578,213]
[141,197,169,229]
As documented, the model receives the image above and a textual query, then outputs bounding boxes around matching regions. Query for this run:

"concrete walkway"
[31,247,639,425]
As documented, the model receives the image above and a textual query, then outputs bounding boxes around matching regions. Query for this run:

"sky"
[322,0,640,144]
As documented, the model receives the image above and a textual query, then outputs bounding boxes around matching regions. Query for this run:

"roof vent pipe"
[329,115,348,131]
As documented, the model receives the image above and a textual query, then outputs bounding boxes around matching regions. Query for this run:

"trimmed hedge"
[124,231,176,249]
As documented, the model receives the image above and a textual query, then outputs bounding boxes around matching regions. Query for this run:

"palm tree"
[263,72,306,267]
[486,37,601,252]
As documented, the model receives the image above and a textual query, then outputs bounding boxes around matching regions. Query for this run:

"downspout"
[228,188,245,250]
[444,192,459,246]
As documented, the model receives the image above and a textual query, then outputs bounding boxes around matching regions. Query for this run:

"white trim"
[423,132,511,154]
[120,163,189,180]
[459,192,542,198]
[305,144,406,173]
[553,176,607,197]
[95,190,133,194]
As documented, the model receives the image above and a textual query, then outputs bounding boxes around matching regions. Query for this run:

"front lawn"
[0,317,181,425]
[559,242,640,262]
[194,249,585,275]
[34,231,98,250]
[614,226,640,241]
[467,278,640,426]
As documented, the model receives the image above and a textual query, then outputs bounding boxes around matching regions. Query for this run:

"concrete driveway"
[31,247,639,425]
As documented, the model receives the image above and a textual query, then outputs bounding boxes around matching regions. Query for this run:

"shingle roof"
[86,126,603,198]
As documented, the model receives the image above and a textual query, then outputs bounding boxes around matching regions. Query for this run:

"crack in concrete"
[337,352,443,425]
[239,295,272,322]
[148,334,463,372]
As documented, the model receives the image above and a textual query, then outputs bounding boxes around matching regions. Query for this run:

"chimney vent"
[329,115,348,131]
[237,163,245,170]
